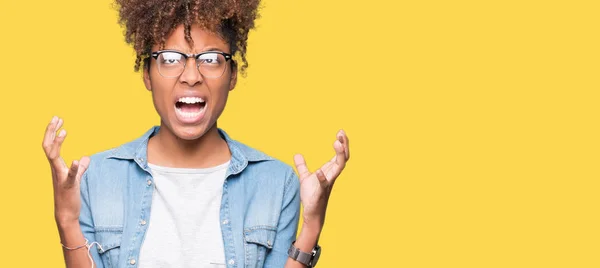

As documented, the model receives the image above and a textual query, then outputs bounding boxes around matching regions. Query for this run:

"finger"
[319,154,337,176]
[321,139,347,184]
[76,156,91,183]
[49,129,68,170]
[315,169,329,187]
[50,117,65,153]
[66,160,79,186]
[42,116,58,153]
[334,139,346,170]
[337,134,349,161]
[293,154,311,182]
[55,118,64,134]
[321,160,334,173]
[339,129,350,160]
[325,164,343,184]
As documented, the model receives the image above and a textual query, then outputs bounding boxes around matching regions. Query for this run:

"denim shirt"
[79,126,300,268]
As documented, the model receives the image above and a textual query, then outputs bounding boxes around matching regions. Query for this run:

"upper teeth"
[178,97,205,104]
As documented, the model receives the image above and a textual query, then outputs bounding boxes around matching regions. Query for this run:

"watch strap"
[288,241,316,267]
[296,248,313,265]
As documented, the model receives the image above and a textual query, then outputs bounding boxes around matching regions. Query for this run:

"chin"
[171,123,214,141]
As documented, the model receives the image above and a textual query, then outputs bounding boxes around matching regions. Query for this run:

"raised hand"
[42,116,90,227]
[293,130,350,229]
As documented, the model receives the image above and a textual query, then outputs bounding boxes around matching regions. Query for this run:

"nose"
[179,57,204,86]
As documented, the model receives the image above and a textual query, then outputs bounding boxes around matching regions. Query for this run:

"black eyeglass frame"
[150,50,233,78]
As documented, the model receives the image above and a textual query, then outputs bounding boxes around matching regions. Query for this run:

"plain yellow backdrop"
[0,0,599,267]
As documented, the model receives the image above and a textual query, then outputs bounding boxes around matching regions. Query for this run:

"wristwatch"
[287,240,321,267]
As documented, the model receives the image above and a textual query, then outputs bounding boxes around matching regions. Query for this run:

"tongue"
[178,103,202,113]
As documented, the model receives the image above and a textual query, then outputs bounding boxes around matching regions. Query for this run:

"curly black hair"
[114,0,261,74]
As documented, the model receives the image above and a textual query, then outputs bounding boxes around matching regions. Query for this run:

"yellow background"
[0,0,598,267]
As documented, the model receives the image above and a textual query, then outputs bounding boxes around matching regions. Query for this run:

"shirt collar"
[107,126,273,175]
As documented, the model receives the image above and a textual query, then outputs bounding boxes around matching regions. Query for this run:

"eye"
[160,52,183,65]
[198,53,221,65]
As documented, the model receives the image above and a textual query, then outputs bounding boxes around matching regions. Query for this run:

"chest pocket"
[95,229,123,268]
[244,227,276,268]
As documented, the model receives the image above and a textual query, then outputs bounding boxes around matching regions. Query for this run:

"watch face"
[311,246,321,266]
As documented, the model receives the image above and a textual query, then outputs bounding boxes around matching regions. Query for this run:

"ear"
[143,65,152,91]
[228,62,238,91]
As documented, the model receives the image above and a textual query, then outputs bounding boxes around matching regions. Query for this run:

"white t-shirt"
[138,161,230,268]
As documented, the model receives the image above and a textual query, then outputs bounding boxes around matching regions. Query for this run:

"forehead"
[160,24,230,52]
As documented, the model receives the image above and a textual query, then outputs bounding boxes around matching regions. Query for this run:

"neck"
[147,123,231,168]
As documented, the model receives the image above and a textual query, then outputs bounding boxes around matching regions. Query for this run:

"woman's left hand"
[294,130,350,231]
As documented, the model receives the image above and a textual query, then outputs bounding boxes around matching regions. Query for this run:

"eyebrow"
[161,46,225,53]
[201,47,225,53]
[163,46,186,52]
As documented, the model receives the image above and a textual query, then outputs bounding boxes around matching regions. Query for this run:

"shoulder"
[86,148,119,174]
[86,127,156,174]
[84,139,148,187]
[228,139,299,192]
[86,144,136,174]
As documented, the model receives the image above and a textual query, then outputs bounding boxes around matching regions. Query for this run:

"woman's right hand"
[42,116,90,228]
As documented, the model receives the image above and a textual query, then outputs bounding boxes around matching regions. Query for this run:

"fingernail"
[58,129,66,137]
[51,116,57,123]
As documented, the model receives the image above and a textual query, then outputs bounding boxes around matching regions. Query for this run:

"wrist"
[56,222,86,249]
[301,218,324,234]
[56,220,81,233]
[295,225,322,252]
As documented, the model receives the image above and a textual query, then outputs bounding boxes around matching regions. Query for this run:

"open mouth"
[174,96,206,122]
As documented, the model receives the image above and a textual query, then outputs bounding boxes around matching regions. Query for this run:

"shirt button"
[228,259,235,265]
[267,240,272,247]
[140,220,147,225]
[147,180,152,186]
[129,259,136,265]
[222,219,229,225]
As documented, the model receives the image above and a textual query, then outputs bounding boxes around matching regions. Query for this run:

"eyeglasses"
[150,50,233,78]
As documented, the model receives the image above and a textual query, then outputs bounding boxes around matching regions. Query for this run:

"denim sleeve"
[263,168,301,268]
[79,171,104,268]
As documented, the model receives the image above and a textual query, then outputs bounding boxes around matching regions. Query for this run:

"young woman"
[42,0,349,268]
